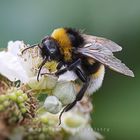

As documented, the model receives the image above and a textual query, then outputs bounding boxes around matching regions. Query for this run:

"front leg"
[56,61,64,70]
[40,59,81,77]
[55,59,81,76]
[37,57,47,81]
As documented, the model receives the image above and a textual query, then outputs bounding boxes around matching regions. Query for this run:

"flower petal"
[58,71,77,81]
[0,51,29,82]
[8,41,25,56]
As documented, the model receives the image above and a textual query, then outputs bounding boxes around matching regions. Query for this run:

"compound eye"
[43,40,57,54]
[48,42,57,53]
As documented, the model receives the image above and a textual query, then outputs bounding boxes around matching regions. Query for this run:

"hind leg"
[58,68,90,125]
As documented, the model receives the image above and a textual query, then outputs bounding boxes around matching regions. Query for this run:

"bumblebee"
[22,27,134,123]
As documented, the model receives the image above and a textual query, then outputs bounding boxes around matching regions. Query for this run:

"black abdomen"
[81,57,101,75]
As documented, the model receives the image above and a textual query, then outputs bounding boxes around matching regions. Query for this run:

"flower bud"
[20,108,27,114]
[22,94,28,101]
[28,76,57,90]
[44,96,62,114]
[0,95,6,102]
[53,81,76,105]
[0,104,4,111]
[17,96,25,103]
[39,113,58,126]
[3,100,10,107]
[15,89,23,96]
[40,116,48,124]
[8,92,17,101]
[19,103,25,108]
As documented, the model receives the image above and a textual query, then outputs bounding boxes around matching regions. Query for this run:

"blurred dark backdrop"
[0,0,139,139]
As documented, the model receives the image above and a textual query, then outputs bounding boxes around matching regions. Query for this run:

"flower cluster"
[0,88,28,114]
[0,41,103,140]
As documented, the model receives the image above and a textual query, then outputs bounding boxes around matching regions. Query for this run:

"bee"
[22,27,134,124]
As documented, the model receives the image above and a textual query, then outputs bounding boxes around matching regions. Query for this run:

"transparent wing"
[78,43,134,77]
[82,34,122,52]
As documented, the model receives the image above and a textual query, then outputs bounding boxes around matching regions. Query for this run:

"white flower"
[61,112,88,135]
[44,96,62,114]
[0,41,59,90]
[0,41,35,83]
[8,41,25,56]
[52,81,76,105]
[0,44,28,82]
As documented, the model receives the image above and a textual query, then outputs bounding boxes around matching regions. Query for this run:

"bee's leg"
[55,68,68,76]
[55,59,81,76]
[21,44,40,54]
[37,58,47,81]
[40,61,65,77]
[65,76,90,112]
[67,59,81,70]
[56,61,64,70]
[74,67,86,82]
[58,71,90,125]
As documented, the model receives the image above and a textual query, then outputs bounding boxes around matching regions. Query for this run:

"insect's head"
[41,36,61,61]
